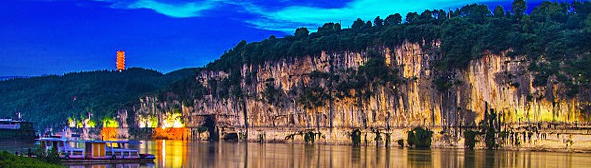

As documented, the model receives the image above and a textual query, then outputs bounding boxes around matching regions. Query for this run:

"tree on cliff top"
[512,0,527,18]
[352,18,365,30]
[294,27,309,37]
[385,13,402,26]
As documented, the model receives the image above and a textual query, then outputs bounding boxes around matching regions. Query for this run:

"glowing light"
[156,140,185,167]
[138,115,158,128]
[116,50,125,71]
[100,127,118,140]
[162,113,184,128]
[68,117,76,128]
[173,119,183,128]
[152,113,188,140]
[139,119,146,128]
[102,117,119,128]
[79,119,96,128]
[162,140,165,165]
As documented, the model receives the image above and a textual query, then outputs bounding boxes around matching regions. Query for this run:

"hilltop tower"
[116,50,125,71]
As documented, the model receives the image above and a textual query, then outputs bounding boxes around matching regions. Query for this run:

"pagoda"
[116,50,125,71]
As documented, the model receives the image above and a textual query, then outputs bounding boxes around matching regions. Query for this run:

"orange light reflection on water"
[133,141,591,168]
[140,140,186,168]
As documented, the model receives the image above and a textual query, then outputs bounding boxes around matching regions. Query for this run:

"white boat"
[38,138,155,164]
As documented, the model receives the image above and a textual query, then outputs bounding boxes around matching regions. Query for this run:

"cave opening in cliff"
[202,115,218,141]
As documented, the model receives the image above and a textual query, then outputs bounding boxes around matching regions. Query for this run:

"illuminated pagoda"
[116,50,125,71]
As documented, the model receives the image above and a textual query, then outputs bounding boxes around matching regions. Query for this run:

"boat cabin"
[38,138,142,160]
[85,140,140,159]
[38,138,85,159]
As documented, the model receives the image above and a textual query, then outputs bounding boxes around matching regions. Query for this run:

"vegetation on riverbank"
[0,151,63,168]
[464,103,505,150]
[407,127,434,148]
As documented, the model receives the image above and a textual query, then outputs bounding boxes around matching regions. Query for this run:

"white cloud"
[125,0,224,17]
[91,0,499,32]
[244,0,497,32]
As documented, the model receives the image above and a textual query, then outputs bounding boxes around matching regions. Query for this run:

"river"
[2,140,591,168]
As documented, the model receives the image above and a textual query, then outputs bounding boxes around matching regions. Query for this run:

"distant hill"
[0,76,27,81]
[0,68,198,130]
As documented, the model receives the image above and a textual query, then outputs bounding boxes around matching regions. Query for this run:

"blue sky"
[0,0,549,76]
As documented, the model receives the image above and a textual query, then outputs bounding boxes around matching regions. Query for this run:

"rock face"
[127,42,590,143]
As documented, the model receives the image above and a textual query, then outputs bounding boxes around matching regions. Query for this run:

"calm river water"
[2,140,591,168]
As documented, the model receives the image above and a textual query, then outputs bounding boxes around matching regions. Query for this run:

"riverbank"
[235,123,591,153]
[77,122,591,152]
[0,151,63,168]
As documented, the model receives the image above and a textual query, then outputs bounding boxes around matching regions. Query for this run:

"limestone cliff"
[125,42,590,136]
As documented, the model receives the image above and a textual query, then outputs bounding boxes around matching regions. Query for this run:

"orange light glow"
[116,50,125,71]
[162,113,184,128]
[156,140,186,167]
[100,127,118,140]
[153,127,190,140]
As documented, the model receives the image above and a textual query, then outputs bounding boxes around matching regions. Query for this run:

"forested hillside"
[0,68,197,130]
[206,0,591,91]
[167,0,591,108]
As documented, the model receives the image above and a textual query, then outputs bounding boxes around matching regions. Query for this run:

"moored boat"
[38,138,155,164]
[0,118,36,140]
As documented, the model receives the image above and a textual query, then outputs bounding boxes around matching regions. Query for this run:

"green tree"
[494,5,505,17]
[432,9,447,21]
[406,12,419,23]
[407,127,433,148]
[262,78,282,106]
[419,10,433,23]
[318,22,341,36]
[45,147,61,164]
[512,0,527,19]
[530,1,568,23]
[364,21,373,29]
[352,18,365,30]
[459,4,492,24]
[294,27,309,37]
[440,17,478,68]
[374,16,383,27]
[385,13,402,25]
[464,130,481,149]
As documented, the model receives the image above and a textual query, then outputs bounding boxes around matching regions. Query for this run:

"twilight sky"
[0,0,549,76]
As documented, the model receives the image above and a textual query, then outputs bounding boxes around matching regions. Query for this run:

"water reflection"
[2,140,591,168]
[67,163,142,168]
[67,142,591,168]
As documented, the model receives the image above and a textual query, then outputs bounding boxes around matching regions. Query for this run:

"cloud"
[91,0,498,32]
[95,0,225,17]
[243,0,497,32]
[126,0,224,17]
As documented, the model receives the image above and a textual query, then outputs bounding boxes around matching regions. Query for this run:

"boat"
[0,118,36,140]
[38,137,155,164]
